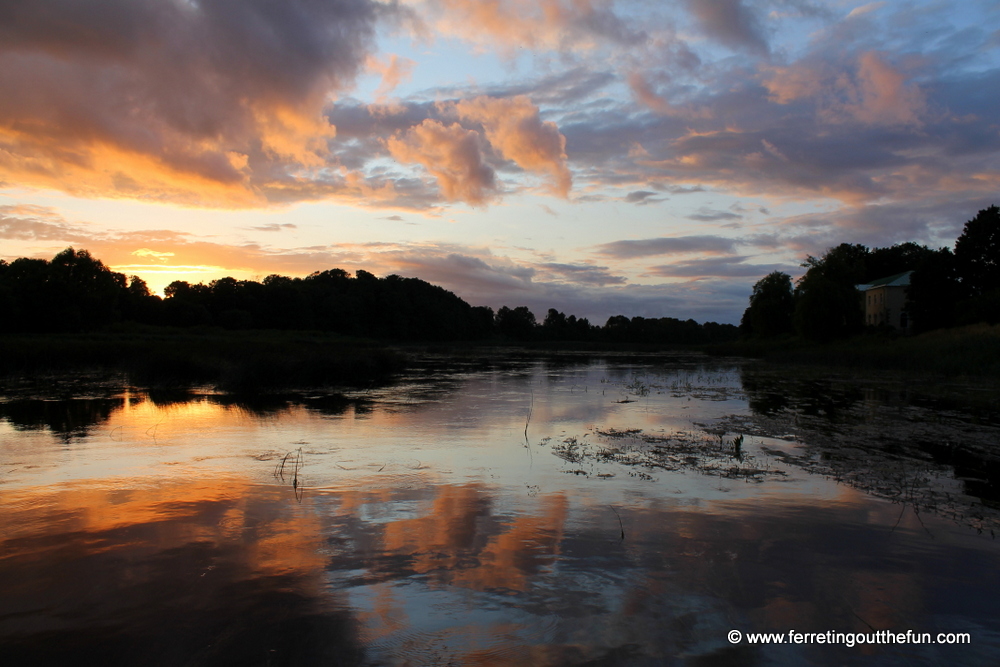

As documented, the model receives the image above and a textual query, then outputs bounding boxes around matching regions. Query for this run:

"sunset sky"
[1,0,998,324]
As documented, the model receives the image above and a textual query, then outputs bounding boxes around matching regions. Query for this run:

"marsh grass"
[715,398,1000,534]
[0,327,407,393]
[550,428,783,482]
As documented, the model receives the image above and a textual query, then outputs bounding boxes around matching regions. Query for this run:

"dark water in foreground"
[2,353,1000,666]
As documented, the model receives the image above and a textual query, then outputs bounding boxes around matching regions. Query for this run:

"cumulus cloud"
[0,0,382,206]
[454,96,572,197]
[368,53,417,100]
[386,120,497,204]
[565,27,993,208]
[833,52,926,126]
[365,95,571,205]
[763,52,927,126]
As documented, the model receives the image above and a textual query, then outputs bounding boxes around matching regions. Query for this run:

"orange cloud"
[0,1,379,207]
[2,478,326,578]
[378,484,568,592]
[386,119,497,205]
[131,248,176,261]
[454,96,572,197]
[763,53,925,126]
[367,54,417,100]
[416,0,634,54]
[835,52,926,126]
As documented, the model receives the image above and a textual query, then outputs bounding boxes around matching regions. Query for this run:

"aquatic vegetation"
[548,428,784,482]
[713,396,1000,534]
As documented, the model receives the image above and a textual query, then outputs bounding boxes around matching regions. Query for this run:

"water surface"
[2,353,999,665]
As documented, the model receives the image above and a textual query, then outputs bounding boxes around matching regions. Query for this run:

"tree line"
[741,205,1000,341]
[0,248,739,345]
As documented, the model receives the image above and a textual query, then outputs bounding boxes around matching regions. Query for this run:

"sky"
[1,0,998,325]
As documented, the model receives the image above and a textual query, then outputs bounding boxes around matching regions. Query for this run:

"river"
[2,352,999,665]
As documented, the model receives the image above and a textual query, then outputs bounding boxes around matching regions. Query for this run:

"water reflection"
[0,480,363,666]
[0,395,124,441]
[2,354,1000,665]
[5,477,998,665]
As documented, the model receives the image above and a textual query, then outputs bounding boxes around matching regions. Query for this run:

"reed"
[609,506,625,540]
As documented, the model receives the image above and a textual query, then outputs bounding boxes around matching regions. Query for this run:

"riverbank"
[4,323,997,395]
[703,323,1000,379]
[0,326,407,393]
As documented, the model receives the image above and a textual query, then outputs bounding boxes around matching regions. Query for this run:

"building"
[856,271,913,332]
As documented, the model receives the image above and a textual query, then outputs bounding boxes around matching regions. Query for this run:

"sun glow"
[110,263,251,295]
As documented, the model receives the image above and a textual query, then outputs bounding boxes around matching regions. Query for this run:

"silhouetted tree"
[496,306,537,340]
[1,257,48,332]
[742,271,794,338]
[794,244,869,340]
[163,280,213,327]
[470,306,496,339]
[542,308,568,340]
[954,205,1000,324]
[955,205,1000,297]
[905,248,962,332]
[865,242,937,283]
[122,275,162,324]
[0,247,737,343]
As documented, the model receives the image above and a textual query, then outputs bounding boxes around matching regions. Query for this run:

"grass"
[0,325,407,393]
[703,324,1000,379]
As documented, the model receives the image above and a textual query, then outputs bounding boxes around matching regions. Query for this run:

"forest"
[0,248,738,346]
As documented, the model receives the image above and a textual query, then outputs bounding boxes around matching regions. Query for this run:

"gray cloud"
[596,235,739,259]
[247,223,297,232]
[479,68,618,107]
[537,262,627,286]
[644,256,799,279]
[683,0,769,54]
[0,206,91,241]
[687,208,742,222]
[0,0,384,205]
[624,190,665,205]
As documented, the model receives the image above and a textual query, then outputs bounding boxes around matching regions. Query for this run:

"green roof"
[857,271,913,290]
